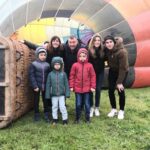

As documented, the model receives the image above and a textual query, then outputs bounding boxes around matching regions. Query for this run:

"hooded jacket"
[69,48,96,93]
[29,47,50,90]
[105,37,129,84]
[45,57,70,98]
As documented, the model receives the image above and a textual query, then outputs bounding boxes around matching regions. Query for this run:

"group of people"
[24,33,129,125]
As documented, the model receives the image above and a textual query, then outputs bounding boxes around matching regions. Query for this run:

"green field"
[0,87,150,150]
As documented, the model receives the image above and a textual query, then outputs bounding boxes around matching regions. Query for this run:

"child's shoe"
[107,109,117,117]
[75,119,80,124]
[118,110,124,120]
[86,119,90,124]
[95,107,100,116]
[34,113,40,122]
[63,120,68,125]
[44,112,50,123]
[90,107,94,117]
[52,119,58,125]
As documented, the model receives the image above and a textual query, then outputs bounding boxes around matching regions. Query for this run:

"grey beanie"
[35,46,47,58]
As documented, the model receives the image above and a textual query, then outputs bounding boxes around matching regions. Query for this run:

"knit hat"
[103,35,116,44]
[35,46,47,58]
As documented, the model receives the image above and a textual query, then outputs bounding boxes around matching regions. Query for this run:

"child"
[45,57,70,125]
[69,48,96,123]
[29,47,50,122]
[104,35,129,119]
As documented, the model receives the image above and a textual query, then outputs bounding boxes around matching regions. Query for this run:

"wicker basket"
[0,36,34,128]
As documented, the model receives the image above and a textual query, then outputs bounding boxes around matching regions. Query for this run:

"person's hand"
[117,84,124,92]
[70,88,73,92]
[91,88,95,92]
[19,40,25,43]
[34,88,39,92]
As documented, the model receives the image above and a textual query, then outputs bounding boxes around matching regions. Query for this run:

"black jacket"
[47,47,65,65]
[89,48,105,75]
[24,40,39,50]
[63,44,82,77]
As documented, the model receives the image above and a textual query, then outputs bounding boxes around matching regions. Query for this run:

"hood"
[114,37,124,52]
[51,56,64,71]
[35,46,47,59]
[77,48,89,63]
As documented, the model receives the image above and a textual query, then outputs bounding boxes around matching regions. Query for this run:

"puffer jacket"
[29,60,50,90]
[45,57,70,98]
[106,37,129,84]
[69,48,96,93]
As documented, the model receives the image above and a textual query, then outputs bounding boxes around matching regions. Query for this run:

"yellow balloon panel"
[16,19,55,44]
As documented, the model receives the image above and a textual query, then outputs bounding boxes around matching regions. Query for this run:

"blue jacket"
[29,60,50,90]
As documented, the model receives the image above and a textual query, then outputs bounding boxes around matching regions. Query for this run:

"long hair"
[88,33,104,58]
[47,35,64,54]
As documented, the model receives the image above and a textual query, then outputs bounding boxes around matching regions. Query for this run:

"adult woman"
[88,33,105,117]
[21,35,64,64]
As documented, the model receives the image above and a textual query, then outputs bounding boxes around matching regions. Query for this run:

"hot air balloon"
[0,0,150,128]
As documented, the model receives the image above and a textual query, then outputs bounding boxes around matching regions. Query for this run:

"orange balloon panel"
[132,67,150,88]
[135,40,150,67]
[110,0,150,19]
[128,11,150,42]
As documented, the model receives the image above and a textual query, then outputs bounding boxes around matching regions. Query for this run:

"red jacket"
[69,48,96,93]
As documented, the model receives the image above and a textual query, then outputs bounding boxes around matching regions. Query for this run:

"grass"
[0,87,150,150]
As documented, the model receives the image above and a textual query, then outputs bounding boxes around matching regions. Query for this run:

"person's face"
[105,39,115,50]
[38,52,46,61]
[93,37,101,48]
[68,38,78,50]
[79,52,87,62]
[43,43,49,49]
[54,63,61,70]
[52,39,60,48]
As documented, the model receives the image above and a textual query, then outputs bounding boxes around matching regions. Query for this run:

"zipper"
[81,63,84,92]
[56,72,59,95]
[42,64,45,91]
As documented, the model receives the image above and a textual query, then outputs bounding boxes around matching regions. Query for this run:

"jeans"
[34,90,49,113]
[52,96,68,120]
[75,93,90,121]
[108,69,127,110]
[90,70,104,107]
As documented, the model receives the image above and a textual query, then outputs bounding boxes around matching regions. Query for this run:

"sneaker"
[95,108,100,116]
[52,119,58,125]
[90,107,95,117]
[34,113,40,122]
[118,110,124,120]
[107,109,117,117]
[63,120,68,125]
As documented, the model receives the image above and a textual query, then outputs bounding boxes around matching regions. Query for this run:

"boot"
[44,112,50,123]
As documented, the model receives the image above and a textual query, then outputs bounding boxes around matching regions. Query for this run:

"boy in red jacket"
[69,48,96,123]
